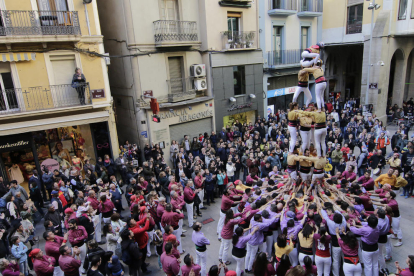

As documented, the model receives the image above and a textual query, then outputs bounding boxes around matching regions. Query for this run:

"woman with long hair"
[252,252,275,276]
[275,254,292,276]
[218,209,244,265]
[99,194,115,224]
[275,233,294,264]
[313,226,331,276]
[298,223,315,265]
[103,223,120,256]
[232,226,259,276]
[337,228,362,276]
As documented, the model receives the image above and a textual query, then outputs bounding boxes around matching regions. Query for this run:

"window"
[347,4,363,34]
[272,0,281,9]
[37,0,69,11]
[227,12,241,41]
[398,0,407,19]
[273,26,283,52]
[412,0,414,18]
[0,63,17,112]
[233,66,245,95]
[301,27,309,51]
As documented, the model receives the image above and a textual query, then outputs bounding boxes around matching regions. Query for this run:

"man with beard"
[44,206,63,236]
[67,219,88,274]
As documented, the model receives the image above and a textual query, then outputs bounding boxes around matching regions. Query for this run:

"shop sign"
[143,90,153,98]
[91,89,105,99]
[140,131,148,138]
[267,87,296,98]
[158,107,213,123]
[0,133,32,152]
[40,158,60,173]
[228,103,253,112]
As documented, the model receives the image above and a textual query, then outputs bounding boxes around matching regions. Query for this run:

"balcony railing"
[267,49,302,67]
[346,16,363,34]
[167,77,197,103]
[0,10,81,36]
[298,0,323,14]
[221,31,256,50]
[0,83,91,115]
[269,0,297,10]
[153,20,198,46]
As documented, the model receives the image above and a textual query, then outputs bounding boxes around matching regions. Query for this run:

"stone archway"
[404,48,414,102]
[388,49,405,106]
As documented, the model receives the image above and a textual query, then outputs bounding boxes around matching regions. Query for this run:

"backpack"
[121,244,132,265]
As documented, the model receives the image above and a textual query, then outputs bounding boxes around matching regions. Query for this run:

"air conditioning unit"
[190,64,206,78]
[194,77,207,91]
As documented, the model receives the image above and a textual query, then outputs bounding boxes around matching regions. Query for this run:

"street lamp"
[365,1,381,106]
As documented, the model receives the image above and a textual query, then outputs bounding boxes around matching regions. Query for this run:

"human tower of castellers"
[0,43,413,276]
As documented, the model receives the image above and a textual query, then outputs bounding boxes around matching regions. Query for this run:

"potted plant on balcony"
[223,31,236,49]
[245,32,255,48]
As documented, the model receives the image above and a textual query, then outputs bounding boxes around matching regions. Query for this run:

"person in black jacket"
[0,177,7,198]
[83,240,107,274]
[29,181,44,216]
[120,229,146,276]
[87,255,104,276]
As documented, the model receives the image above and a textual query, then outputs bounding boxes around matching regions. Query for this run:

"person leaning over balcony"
[72,68,87,105]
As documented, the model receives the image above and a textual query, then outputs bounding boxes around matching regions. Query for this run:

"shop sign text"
[228,103,253,112]
[158,108,213,123]
[0,140,29,149]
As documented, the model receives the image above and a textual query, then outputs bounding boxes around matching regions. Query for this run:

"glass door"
[0,71,19,113]
[273,26,282,65]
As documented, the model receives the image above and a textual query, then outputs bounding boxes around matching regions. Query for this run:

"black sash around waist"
[300,126,311,131]
[378,234,388,244]
[195,244,207,252]
[232,246,247,258]
[315,123,326,129]
[362,240,378,252]
[300,166,311,174]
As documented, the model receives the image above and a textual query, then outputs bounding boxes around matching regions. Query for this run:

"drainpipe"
[84,3,91,36]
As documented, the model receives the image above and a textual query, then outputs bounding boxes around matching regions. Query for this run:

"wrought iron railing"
[221,31,256,50]
[0,83,91,115]
[0,10,81,36]
[298,0,323,13]
[153,20,198,43]
[267,49,302,66]
[346,16,363,34]
[166,77,196,102]
[269,0,297,10]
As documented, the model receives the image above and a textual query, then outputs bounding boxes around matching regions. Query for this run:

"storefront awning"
[0,52,36,62]
[0,111,109,136]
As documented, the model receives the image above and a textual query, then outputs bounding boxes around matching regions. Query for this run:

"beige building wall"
[199,0,258,51]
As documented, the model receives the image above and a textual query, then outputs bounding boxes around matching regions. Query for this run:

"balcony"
[0,10,81,43]
[219,0,252,8]
[221,31,256,51]
[268,0,297,16]
[346,16,363,34]
[297,0,323,17]
[167,77,199,103]
[0,83,91,115]
[153,20,199,47]
[266,49,302,67]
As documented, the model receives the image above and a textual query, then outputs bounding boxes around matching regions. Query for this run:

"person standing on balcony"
[72,68,87,105]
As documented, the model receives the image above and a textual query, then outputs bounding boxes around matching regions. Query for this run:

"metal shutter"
[168,57,183,94]
[169,118,213,144]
